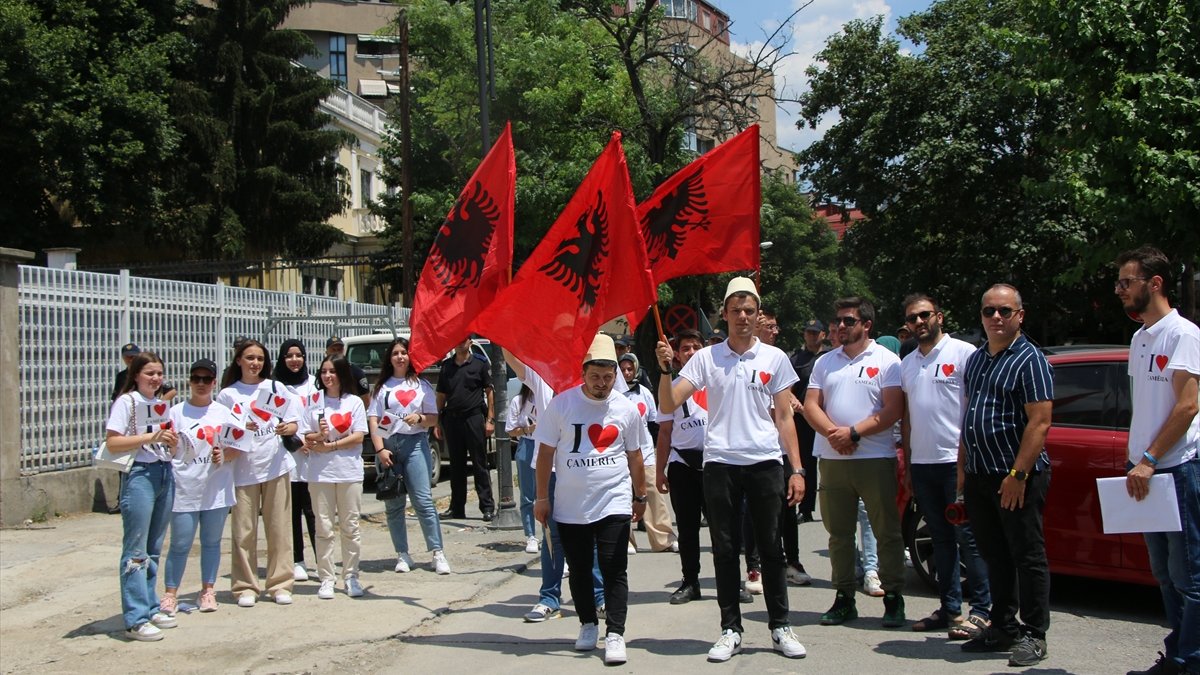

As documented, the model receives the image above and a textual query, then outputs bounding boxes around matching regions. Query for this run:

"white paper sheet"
[1096,475,1182,534]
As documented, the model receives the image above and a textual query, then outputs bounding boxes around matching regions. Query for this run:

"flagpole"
[651,304,667,343]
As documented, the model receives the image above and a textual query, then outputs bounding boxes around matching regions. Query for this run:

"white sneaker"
[745,570,764,594]
[525,536,540,554]
[395,552,413,573]
[604,634,627,664]
[432,549,451,575]
[346,576,364,598]
[771,626,807,658]
[596,604,606,621]
[126,623,163,642]
[575,623,599,651]
[786,563,813,586]
[864,570,885,597]
[293,563,309,582]
[562,561,570,578]
[707,629,742,662]
[523,603,560,622]
[627,543,637,555]
[236,591,257,608]
[150,612,176,629]
[274,591,293,605]
[318,580,335,600]
[670,540,679,553]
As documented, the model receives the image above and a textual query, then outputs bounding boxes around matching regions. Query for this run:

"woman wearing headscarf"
[274,339,318,582]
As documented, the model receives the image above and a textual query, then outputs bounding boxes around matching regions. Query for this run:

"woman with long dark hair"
[273,339,318,582]
[215,339,299,607]
[368,338,449,574]
[105,352,179,641]
[505,383,540,553]
[300,355,367,599]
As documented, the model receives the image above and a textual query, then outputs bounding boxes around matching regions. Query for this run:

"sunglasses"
[833,316,861,327]
[981,306,1017,318]
[1113,277,1148,291]
[904,310,935,324]
[189,375,216,384]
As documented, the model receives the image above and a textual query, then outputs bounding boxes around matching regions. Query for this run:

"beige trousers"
[230,473,294,595]
[631,464,676,551]
[309,481,363,582]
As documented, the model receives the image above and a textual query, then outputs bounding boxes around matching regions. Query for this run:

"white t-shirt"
[533,386,651,524]
[505,390,537,434]
[622,382,658,466]
[1128,309,1200,469]
[300,393,368,483]
[677,338,799,466]
[901,335,976,464]
[283,375,318,482]
[214,380,298,486]
[368,377,437,436]
[809,340,902,460]
[168,401,239,512]
[105,392,173,463]
[656,383,709,464]
[521,366,558,469]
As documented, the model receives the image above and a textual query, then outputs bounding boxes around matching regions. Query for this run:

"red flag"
[409,123,515,372]
[626,126,762,332]
[472,132,656,393]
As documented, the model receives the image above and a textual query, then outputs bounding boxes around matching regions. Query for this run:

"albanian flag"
[472,131,656,392]
[409,123,515,372]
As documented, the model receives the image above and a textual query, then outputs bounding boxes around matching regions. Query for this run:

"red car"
[905,346,1156,589]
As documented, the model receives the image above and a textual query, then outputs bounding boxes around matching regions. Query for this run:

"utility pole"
[399,9,414,305]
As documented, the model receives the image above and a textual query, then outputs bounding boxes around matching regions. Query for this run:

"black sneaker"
[670,581,701,605]
[1008,633,1048,667]
[961,626,1016,653]
[481,510,495,522]
[881,593,906,628]
[1128,652,1182,675]
[440,508,465,519]
[819,591,858,625]
[738,583,753,604]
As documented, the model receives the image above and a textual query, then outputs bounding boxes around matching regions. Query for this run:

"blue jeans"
[383,432,443,553]
[515,438,536,538]
[165,507,229,589]
[910,462,991,618]
[1142,458,1200,672]
[539,473,605,610]
[119,461,174,629]
[856,498,879,577]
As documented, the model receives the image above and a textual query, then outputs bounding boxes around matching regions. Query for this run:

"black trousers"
[442,410,494,514]
[741,459,799,569]
[796,418,818,517]
[667,459,705,584]
[964,470,1051,639]
[291,480,315,564]
[558,514,631,635]
[705,461,790,633]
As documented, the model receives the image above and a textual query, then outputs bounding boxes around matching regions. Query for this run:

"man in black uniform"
[437,337,496,520]
[789,320,826,522]
[325,336,370,399]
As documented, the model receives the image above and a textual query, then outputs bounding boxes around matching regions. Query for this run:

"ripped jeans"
[120,461,174,629]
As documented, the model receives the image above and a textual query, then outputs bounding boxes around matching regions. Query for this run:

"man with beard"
[1116,247,1200,675]
[804,297,906,628]
[899,294,992,638]
[959,284,1053,667]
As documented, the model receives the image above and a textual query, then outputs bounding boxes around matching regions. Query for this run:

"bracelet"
[1142,451,1159,467]
[535,498,549,503]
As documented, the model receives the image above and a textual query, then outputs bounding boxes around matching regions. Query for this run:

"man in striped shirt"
[959,284,1053,668]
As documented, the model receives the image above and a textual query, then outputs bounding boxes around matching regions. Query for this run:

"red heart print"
[154,403,167,416]
[396,390,417,407]
[693,389,708,411]
[759,372,772,385]
[250,402,271,421]
[231,428,244,440]
[866,367,880,379]
[330,412,352,434]
[274,395,287,408]
[311,392,320,403]
[380,416,392,427]
[1155,355,1169,371]
[200,425,219,444]
[588,424,620,452]
[232,404,242,414]
[637,402,647,416]
[941,364,955,377]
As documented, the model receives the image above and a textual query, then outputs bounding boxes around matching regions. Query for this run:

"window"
[357,35,400,58]
[359,169,373,208]
[302,274,340,298]
[1051,364,1118,428]
[329,35,347,85]
[663,0,697,21]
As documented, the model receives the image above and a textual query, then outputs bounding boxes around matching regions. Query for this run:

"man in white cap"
[655,277,807,662]
[534,334,651,665]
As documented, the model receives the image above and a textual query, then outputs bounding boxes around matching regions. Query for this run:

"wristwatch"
[633,494,648,504]
[792,468,806,477]
[849,426,861,443]
[1008,468,1029,481]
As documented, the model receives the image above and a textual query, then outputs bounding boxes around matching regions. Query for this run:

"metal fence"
[17,266,410,475]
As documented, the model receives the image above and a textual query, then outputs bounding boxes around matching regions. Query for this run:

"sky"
[707,0,931,153]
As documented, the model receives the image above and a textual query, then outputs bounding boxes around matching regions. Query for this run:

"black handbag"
[276,381,304,452]
[375,466,403,500]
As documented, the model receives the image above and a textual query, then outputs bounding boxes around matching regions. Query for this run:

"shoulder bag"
[94,394,138,473]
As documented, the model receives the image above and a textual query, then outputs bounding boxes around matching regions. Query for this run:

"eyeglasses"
[904,310,934,324]
[1114,277,1148,291]
[981,306,1017,318]
[833,316,861,327]
[189,375,215,384]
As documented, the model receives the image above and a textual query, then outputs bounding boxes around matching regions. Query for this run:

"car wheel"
[903,499,939,592]
[428,438,442,487]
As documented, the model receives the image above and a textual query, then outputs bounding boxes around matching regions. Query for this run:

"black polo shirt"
[961,334,1053,475]
[437,354,492,416]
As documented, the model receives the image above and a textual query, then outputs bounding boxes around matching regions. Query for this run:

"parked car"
[904,346,1156,590]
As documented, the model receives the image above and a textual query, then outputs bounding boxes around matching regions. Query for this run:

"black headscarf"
[273,339,310,386]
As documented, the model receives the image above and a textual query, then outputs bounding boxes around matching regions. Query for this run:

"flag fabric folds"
[409,123,515,372]
[472,132,656,393]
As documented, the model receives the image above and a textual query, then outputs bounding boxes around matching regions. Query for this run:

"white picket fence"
[17,266,409,474]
